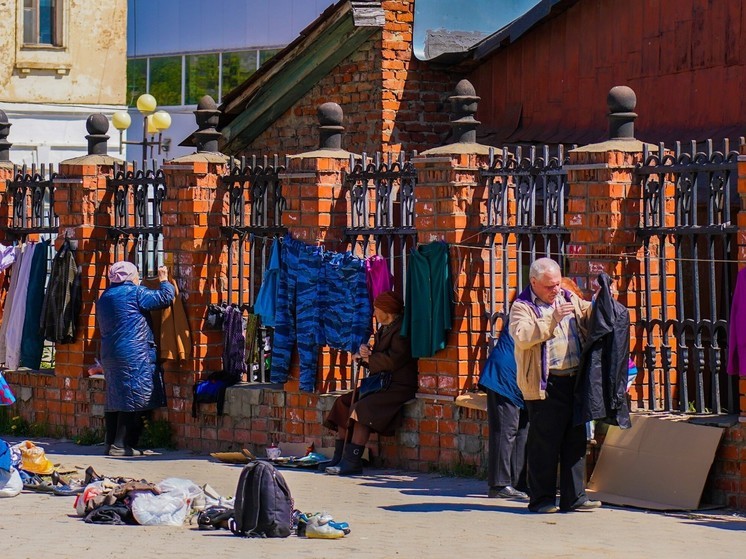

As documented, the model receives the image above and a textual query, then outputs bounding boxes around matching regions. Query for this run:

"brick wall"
[240,0,454,158]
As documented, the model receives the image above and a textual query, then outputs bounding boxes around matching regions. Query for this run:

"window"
[23,0,63,46]
[259,49,281,66]
[185,53,219,105]
[149,56,182,106]
[221,51,258,97]
[127,58,147,107]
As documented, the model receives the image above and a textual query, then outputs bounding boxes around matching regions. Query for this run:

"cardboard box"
[587,414,724,510]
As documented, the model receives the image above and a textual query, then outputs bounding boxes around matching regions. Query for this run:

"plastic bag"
[130,490,190,526]
[16,440,55,475]
[0,467,22,498]
[130,478,202,526]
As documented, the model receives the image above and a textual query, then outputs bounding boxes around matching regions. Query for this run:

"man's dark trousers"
[525,374,588,511]
[487,390,528,491]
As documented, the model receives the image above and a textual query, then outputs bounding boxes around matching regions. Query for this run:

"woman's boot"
[316,439,344,471]
[325,443,364,476]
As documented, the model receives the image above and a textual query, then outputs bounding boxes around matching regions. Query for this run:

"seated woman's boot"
[316,439,344,471]
[325,443,364,476]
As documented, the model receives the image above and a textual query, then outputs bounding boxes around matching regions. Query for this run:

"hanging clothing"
[0,243,15,272]
[574,272,632,429]
[19,239,50,369]
[0,372,15,405]
[365,254,393,302]
[245,312,261,366]
[142,277,192,363]
[271,235,371,392]
[40,238,81,344]
[253,237,281,328]
[0,246,24,363]
[401,241,452,358]
[727,267,746,377]
[271,236,324,391]
[317,250,372,354]
[5,243,37,370]
[222,305,246,383]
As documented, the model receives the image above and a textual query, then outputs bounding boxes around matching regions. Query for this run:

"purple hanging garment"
[365,255,393,302]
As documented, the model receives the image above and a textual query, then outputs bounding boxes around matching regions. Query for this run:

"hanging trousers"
[525,374,588,511]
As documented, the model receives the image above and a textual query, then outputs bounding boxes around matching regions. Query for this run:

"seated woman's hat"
[373,291,404,314]
[108,261,138,283]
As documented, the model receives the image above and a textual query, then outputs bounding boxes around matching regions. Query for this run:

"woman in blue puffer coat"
[96,261,175,456]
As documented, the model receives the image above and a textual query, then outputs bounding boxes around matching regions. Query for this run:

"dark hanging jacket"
[40,239,81,344]
[574,272,632,429]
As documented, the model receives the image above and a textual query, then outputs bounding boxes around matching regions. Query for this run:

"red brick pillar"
[160,153,228,447]
[565,87,669,411]
[51,153,122,433]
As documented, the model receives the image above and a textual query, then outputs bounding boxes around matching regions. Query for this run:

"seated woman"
[321,291,418,476]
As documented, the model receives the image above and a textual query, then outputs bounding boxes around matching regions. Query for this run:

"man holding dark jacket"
[509,258,600,514]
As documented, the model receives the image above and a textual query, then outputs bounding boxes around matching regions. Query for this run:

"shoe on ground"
[107,445,147,457]
[531,502,559,514]
[571,499,602,511]
[488,485,528,499]
[305,515,345,539]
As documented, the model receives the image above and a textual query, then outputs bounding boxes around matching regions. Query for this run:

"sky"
[413,0,542,59]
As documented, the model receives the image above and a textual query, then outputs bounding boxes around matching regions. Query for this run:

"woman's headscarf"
[373,290,404,315]
[108,261,138,283]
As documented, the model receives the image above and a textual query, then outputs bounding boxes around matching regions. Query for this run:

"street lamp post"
[112,93,172,163]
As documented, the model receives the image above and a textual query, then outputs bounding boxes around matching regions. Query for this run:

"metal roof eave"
[219,2,382,155]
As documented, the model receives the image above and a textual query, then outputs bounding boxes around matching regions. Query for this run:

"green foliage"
[0,409,65,438]
[75,428,104,446]
[139,418,176,450]
[430,461,481,479]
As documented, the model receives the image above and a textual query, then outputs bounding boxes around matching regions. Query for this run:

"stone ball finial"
[317,102,344,128]
[607,85,638,140]
[85,113,110,155]
[607,86,637,114]
[86,113,110,135]
[454,79,478,98]
[0,110,8,124]
[0,109,11,162]
[317,102,344,150]
[197,95,218,111]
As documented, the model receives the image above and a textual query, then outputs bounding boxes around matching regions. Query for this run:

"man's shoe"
[488,485,528,499]
[571,499,602,511]
[531,502,559,514]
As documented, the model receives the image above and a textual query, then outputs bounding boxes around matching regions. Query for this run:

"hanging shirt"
[20,238,51,369]
[5,243,37,370]
[254,237,281,328]
[365,254,394,302]
[40,239,81,344]
[401,241,452,358]
[0,244,15,272]
[0,246,24,363]
[142,277,192,363]
[727,267,746,377]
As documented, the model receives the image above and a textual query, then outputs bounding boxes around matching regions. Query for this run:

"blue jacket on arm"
[97,281,175,412]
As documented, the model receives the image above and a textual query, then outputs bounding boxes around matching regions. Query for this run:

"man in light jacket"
[509,257,599,514]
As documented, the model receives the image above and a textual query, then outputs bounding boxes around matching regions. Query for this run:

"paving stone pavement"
[1,437,745,559]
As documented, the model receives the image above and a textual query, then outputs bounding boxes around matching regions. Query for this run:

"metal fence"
[344,151,418,298]
[635,139,740,415]
[480,145,572,342]
[219,155,287,383]
[107,160,165,278]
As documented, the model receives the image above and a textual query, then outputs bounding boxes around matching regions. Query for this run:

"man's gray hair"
[530,257,561,279]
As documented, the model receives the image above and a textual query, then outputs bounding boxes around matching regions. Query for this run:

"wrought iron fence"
[480,145,572,342]
[635,139,739,415]
[3,163,60,370]
[219,155,287,383]
[107,160,165,278]
[344,151,418,298]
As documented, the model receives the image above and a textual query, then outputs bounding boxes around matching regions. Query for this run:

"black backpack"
[230,460,293,538]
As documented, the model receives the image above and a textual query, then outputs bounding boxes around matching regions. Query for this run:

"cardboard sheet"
[587,414,724,510]
[455,392,487,412]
